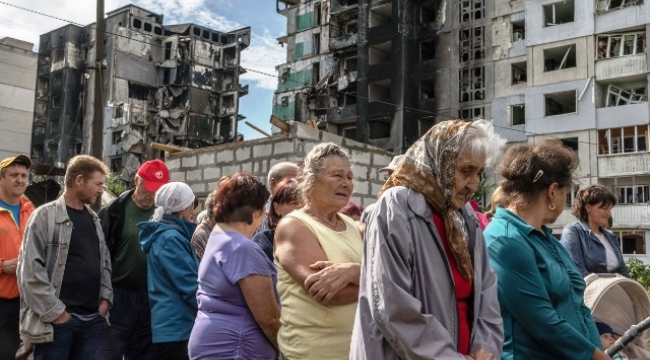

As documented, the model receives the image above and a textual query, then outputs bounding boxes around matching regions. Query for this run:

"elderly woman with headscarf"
[351,119,505,360]
[274,142,363,360]
[138,182,198,360]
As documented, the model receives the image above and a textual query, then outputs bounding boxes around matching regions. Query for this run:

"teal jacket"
[484,208,602,360]
[139,214,198,343]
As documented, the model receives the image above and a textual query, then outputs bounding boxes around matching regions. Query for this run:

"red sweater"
[433,211,473,355]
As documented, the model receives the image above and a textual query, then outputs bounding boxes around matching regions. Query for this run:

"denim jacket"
[560,221,629,278]
[16,195,113,343]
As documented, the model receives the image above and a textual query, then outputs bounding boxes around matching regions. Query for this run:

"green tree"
[472,177,494,212]
[626,258,650,291]
[106,173,128,196]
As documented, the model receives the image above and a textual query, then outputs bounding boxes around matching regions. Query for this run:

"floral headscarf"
[378,120,477,282]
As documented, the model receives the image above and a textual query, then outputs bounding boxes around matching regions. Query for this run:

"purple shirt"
[188,230,279,360]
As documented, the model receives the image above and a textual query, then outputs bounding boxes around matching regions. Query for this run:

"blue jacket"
[484,208,602,360]
[560,222,629,277]
[139,214,198,343]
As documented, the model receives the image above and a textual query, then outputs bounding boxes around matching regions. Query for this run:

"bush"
[626,257,650,291]
[106,173,129,196]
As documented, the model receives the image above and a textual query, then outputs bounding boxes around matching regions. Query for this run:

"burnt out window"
[144,23,152,32]
[133,18,142,29]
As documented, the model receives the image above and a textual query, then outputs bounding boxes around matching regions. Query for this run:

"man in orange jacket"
[0,154,34,360]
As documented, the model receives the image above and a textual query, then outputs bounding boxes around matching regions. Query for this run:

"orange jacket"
[0,197,34,299]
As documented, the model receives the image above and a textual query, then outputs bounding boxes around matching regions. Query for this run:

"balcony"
[612,204,650,228]
[595,54,647,81]
[330,0,359,16]
[598,152,650,177]
[329,32,358,51]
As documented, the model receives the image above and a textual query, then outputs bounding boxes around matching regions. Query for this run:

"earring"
[549,203,556,211]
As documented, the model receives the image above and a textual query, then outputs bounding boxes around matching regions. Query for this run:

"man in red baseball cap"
[97,159,169,360]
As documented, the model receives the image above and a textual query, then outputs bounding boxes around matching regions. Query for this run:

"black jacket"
[98,189,135,261]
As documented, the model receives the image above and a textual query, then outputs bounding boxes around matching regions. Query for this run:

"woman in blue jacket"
[561,185,628,277]
[139,182,198,360]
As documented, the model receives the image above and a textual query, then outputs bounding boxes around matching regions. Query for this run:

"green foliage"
[106,173,128,196]
[626,257,650,291]
[472,177,494,211]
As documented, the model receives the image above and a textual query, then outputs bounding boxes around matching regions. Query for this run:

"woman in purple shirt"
[188,172,280,360]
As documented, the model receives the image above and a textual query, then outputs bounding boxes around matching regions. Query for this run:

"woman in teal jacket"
[139,182,198,360]
[484,141,609,360]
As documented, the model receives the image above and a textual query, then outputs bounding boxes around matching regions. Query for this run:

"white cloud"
[240,30,284,90]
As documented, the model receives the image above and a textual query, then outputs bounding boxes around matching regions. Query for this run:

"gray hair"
[268,162,299,188]
[204,190,217,221]
[298,142,350,202]
[458,119,506,168]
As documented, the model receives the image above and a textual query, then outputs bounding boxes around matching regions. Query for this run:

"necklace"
[305,209,340,231]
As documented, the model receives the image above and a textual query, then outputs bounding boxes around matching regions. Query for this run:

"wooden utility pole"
[92,0,105,211]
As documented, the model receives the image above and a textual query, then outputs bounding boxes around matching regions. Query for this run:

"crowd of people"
[0,118,634,360]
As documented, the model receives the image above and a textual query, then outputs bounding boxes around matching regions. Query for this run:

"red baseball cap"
[136,159,169,193]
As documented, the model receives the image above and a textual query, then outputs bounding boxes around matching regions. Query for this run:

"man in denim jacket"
[17,155,113,360]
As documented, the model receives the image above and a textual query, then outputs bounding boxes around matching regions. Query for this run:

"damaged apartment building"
[273,0,495,154]
[491,0,650,262]
[32,4,250,174]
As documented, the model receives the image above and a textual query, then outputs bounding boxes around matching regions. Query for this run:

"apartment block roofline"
[106,3,163,20]
[0,37,34,52]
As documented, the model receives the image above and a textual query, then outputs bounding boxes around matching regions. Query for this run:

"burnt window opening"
[221,95,235,114]
[420,79,434,100]
[420,40,435,62]
[112,131,122,144]
[163,69,170,85]
[223,47,237,66]
[460,0,485,23]
[47,143,58,157]
[51,96,61,109]
[369,41,391,65]
[368,79,391,103]
[52,72,63,88]
[545,90,577,116]
[597,32,645,59]
[219,119,232,137]
[561,137,579,152]
[606,84,647,107]
[133,18,142,29]
[511,104,525,125]
[110,157,123,173]
[419,117,436,137]
[144,22,152,32]
[341,125,356,140]
[38,54,50,66]
[212,33,219,42]
[543,1,575,27]
[193,27,201,36]
[599,125,649,155]
[543,44,576,72]
[165,41,173,60]
[113,105,124,119]
[597,0,644,13]
[53,48,64,63]
[459,26,485,62]
[128,83,151,101]
[512,20,525,41]
[369,4,392,28]
[338,85,358,106]
[203,30,210,39]
[345,21,358,34]
[313,34,321,55]
[459,66,485,103]
[312,62,320,85]
[344,56,358,72]
[421,2,436,23]
[459,107,484,120]
[154,26,162,35]
[511,61,527,85]
[314,3,322,26]
[49,116,59,132]
[32,145,44,160]
[368,121,390,139]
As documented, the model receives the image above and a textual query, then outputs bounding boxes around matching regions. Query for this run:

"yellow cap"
[0,154,32,171]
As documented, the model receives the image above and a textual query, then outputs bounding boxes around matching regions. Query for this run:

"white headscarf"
[151,182,195,222]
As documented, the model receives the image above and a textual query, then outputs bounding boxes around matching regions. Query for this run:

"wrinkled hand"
[1,258,18,275]
[471,349,497,360]
[305,261,353,305]
[98,299,110,318]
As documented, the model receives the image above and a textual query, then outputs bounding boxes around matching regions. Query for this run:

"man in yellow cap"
[0,154,34,360]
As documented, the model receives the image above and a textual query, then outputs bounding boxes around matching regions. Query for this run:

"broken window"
[544,90,577,116]
[369,41,392,65]
[340,125,356,140]
[510,104,525,125]
[459,107,484,120]
[112,131,122,144]
[543,1,575,27]
[420,40,435,62]
[561,137,579,152]
[133,18,142,29]
[114,105,123,119]
[369,4,392,28]
[281,96,289,107]
[312,62,320,85]
[203,30,210,40]
[614,185,650,204]
[154,26,162,35]
[619,231,646,254]
[543,44,576,72]
[314,3,322,26]
[32,145,44,160]
[47,143,58,157]
[211,33,219,42]
[345,21,358,34]
[459,66,485,103]
[460,0,485,23]
[511,62,527,85]
[110,157,123,173]
[53,48,64,63]
[599,125,649,154]
[223,47,236,66]
[313,34,321,55]
[597,32,645,59]
[369,121,391,139]
[128,83,151,101]
[165,41,173,60]
[144,22,152,32]
[193,27,201,36]
[51,96,61,109]
[459,26,485,62]
[421,2,436,23]
[368,79,391,102]
[420,79,434,100]
[596,0,644,13]
[344,56,358,72]
[606,84,647,107]
[512,20,525,41]
[221,95,235,114]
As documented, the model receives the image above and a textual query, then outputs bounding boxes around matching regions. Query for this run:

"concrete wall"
[529,37,594,87]
[491,95,527,143]
[0,38,36,160]
[526,0,595,46]
[166,121,393,207]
